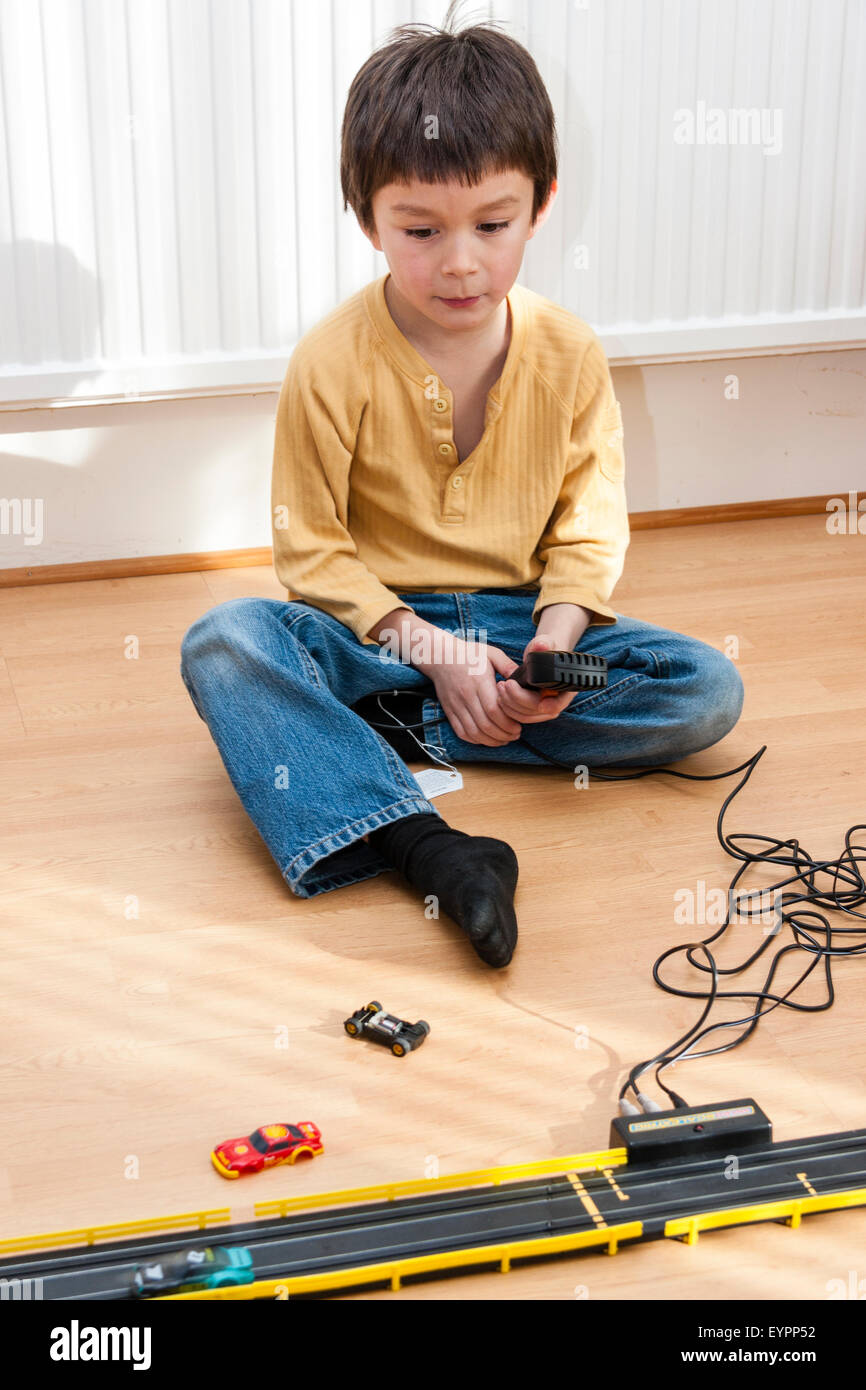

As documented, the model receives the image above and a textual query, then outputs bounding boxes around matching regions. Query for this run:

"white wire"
[374,693,459,775]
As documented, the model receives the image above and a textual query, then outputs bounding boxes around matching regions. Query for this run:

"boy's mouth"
[439,295,481,308]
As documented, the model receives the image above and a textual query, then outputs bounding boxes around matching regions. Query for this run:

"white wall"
[1,0,863,570]
[2,344,862,572]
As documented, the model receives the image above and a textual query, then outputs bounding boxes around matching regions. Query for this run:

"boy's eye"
[403,221,511,240]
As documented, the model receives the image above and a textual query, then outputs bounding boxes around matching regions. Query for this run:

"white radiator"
[0,0,863,406]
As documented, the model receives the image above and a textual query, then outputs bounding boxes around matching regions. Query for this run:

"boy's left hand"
[496,635,579,724]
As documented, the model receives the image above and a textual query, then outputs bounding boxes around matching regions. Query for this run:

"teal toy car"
[132,1245,254,1296]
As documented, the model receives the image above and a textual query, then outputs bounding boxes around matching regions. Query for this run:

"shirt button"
[452,475,463,488]
[438,443,452,455]
[433,398,448,412]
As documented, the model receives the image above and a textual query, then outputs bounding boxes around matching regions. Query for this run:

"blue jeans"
[179,588,744,899]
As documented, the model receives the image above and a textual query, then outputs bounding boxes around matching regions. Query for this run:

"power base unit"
[609,1099,772,1163]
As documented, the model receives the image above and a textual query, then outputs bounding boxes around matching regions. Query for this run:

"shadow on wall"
[0,238,274,572]
[1,238,101,389]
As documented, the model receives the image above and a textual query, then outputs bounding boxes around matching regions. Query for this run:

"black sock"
[352,690,428,761]
[367,812,519,968]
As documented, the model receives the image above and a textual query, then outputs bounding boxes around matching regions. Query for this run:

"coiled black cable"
[511,734,866,1110]
[366,699,866,1112]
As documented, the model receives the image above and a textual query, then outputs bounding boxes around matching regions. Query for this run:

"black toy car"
[344,1001,430,1057]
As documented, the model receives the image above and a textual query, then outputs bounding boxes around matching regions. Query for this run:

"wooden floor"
[1,512,864,1301]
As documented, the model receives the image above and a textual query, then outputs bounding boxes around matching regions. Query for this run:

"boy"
[180,11,744,969]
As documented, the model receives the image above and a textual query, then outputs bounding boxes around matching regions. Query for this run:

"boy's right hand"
[420,634,523,747]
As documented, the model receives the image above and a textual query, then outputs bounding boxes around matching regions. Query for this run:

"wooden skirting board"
[0,493,846,589]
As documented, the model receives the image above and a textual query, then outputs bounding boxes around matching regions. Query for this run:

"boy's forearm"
[535,602,593,650]
[367,602,593,667]
[366,608,455,674]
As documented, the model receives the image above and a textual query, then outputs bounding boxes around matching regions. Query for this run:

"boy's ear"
[526,178,557,242]
[357,211,382,252]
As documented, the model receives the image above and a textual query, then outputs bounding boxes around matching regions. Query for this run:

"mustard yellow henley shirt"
[271,273,629,646]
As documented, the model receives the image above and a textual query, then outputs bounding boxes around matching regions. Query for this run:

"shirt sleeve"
[531,331,630,628]
[270,353,415,646]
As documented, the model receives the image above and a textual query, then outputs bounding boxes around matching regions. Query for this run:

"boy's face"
[365,167,555,339]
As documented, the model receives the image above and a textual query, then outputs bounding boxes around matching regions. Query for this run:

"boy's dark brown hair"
[340,0,558,237]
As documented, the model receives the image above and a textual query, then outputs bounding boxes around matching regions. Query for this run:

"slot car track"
[2,1126,865,1300]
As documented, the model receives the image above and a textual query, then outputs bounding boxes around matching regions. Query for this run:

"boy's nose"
[439,239,480,277]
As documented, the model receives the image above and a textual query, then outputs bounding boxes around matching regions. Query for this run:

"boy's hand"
[425,636,524,746]
[496,635,580,725]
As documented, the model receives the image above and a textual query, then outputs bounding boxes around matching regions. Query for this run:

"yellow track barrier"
[0,1208,232,1257]
[665,1185,866,1245]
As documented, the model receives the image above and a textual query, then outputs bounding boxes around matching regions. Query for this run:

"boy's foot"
[367,813,519,967]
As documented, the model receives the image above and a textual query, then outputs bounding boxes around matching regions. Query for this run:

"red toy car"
[211,1122,323,1179]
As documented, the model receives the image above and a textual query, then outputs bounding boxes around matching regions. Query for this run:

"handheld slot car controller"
[508,649,608,693]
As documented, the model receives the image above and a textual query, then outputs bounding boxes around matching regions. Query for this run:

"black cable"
[515,732,866,1108]
[364,707,866,1113]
